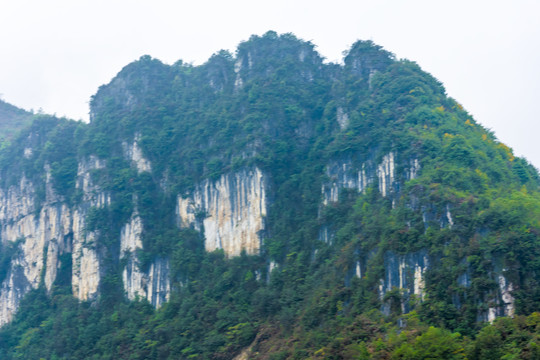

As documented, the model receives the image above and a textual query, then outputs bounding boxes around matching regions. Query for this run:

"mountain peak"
[344,39,395,78]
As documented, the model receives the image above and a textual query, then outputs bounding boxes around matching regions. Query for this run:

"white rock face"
[267,261,278,283]
[146,258,170,308]
[0,177,48,325]
[177,168,267,257]
[120,214,144,258]
[406,158,420,180]
[322,152,398,205]
[41,204,72,291]
[355,261,362,278]
[377,152,395,197]
[77,156,108,205]
[123,133,152,173]
[299,48,307,62]
[445,205,454,229]
[318,225,333,244]
[23,147,33,159]
[234,58,244,90]
[0,157,108,324]
[498,274,515,317]
[488,307,498,323]
[336,107,349,129]
[120,213,171,307]
[70,157,110,302]
[0,160,267,324]
[0,177,35,223]
[0,260,31,326]
[321,160,373,205]
[379,251,429,314]
[486,273,515,322]
[414,263,426,301]
[71,208,100,302]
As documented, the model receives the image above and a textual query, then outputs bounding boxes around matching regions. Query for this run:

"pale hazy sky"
[0,0,539,168]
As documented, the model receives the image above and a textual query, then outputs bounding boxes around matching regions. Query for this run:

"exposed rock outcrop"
[321,158,373,205]
[378,250,429,315]
[123,133,152,173]
[336,107,349,129]
[120,213,170,307]
[321,152,409,205]
[177,168,267,257]
[0,156,109,324]
[0,161,265,324]
[377,153,395,197]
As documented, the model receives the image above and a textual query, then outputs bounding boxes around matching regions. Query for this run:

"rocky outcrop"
[484,274,515,322]
[234,57,244,90]
[480,270,515,323]
[0,160,265,324]
[406,158,420,180]
[0,261,31,325]
[379,250,429,315]
[0,176,75,324]
[120,213,170,307]
[177,168,267,257]
[320,153,407,243]
[336,107,349,129]
[321,158,373,205]
[498,274,515,317]
[318,225,334,244]
[123,133,152,173]
[71,157,108,302]
[0,156,109,324]
[377,153,395,197]
[121,213,144,300]
[321,152,411,205]
[145,258,170,308]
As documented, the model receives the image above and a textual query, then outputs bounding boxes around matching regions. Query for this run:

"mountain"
[0,31,539,359]
[0,99,34,144]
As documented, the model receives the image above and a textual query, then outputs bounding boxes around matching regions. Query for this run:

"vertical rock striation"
[120,212,170,307]
[321,158,373,205]
[321,152,408,205]
[177,168,267,257]
[378,250,429,315]
[122,133,152,173]
[0,159,264,324]
[377,153,395,197]
[0,156,109,324]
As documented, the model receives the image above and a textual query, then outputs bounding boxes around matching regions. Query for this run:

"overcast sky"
[0,0,539,168]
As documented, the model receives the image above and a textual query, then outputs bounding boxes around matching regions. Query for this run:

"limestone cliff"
[0,157,107,324]
[122,133,152,173]
[378,250,429,315]
[120,212,170,307]
[320,152,417,243]
[321,152,405,205]
[177,168,267,257]
[0,155,269,324]
[0,150,174,325]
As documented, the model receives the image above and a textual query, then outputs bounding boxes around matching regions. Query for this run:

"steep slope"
[0,31,539,359]
[0,100,34,144]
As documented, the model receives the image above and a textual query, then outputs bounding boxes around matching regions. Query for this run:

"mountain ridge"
[0,31,539,359]
[0,99,35,144]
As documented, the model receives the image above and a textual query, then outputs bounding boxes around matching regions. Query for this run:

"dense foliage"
[0,31,539,358]
[0,99,34,146]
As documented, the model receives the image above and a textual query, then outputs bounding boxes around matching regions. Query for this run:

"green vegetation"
[0,31,539,358]
[0,99,35,148]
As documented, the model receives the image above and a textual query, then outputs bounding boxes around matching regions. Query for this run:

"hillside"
[0,99,34,144]
[0,31,539,359]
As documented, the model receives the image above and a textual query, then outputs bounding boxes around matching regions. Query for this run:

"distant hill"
[0,99,34,143]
